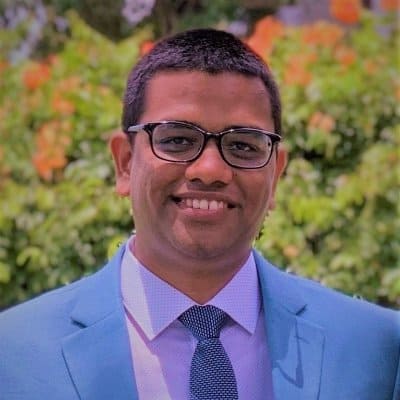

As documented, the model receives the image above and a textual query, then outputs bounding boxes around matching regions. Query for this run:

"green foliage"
[172,0,241,31]
[0,12,152,308]
[0,10,399,309]
[254,13,400,307]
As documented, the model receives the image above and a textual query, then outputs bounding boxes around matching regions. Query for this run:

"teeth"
[180,198,229,210]
[209,200,218,210]
[199,199,208,210]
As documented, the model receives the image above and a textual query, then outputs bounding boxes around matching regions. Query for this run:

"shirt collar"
[121,237,261,340]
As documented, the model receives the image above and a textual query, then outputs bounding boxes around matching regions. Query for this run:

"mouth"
[171,196,236,210]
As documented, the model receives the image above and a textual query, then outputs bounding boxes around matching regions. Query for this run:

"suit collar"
[68,250,122,327]
[253,250,307,315]
[62,244,139,400]
[253,250,325,400]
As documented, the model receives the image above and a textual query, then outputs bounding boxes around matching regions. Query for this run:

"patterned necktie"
[179,305,239,400]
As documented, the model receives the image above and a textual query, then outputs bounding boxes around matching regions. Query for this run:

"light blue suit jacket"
[0,244,399,399]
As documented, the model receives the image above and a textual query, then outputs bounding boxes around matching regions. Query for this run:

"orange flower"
[363,59,378,75]
[32,152,65,181]
[330,0,362,24]
[301,21,344,47]
[0,60,8,75]
[284,64,312,87]
[57,76,81,92]
[283,53,315,87]
[283,245,300,259]
[246,16,285,58]
[387,151,398,165]
[32,121,71,180]
[381,0,399,11]
[23,63,51,90]
[334,45,357,67]
[140,40,155,56]
[98,85,111,96]
[395,83,400,101]
[308,111,336,133]
[51,93,75,115]
[46,54,60,66]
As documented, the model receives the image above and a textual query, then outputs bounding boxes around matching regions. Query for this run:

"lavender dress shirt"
[121,237,274,399]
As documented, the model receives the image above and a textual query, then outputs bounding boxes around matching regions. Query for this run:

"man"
[0,29,399,400]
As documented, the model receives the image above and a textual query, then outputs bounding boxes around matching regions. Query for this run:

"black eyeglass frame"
[126,120,282,169]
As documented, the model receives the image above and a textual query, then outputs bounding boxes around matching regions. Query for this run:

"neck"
[130,237,251,304]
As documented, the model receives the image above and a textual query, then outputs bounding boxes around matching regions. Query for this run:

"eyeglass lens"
[151,122,273,168]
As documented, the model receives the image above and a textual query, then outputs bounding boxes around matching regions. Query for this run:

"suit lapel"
[254,251,325,400]
[61,244,139,400]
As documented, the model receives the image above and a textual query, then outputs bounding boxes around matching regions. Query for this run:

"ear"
[109,131,132,197]
[268,145,288,210]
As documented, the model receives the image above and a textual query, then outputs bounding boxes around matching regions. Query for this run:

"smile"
[172,197,235,210]
[186,198,225,210]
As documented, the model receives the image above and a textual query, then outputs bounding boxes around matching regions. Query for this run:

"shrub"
[249,10,399,307]
[0,8,398,309]
[0,12,151,308]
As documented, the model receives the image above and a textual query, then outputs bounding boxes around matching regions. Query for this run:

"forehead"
[139,70,273,130]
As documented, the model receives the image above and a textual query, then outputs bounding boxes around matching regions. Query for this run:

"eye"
[159,136,194,146]
[155,134,200,155]
[226,141,258,152]
[222,131,272,162]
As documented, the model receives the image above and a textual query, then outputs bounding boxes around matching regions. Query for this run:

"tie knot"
[179,305,228,340]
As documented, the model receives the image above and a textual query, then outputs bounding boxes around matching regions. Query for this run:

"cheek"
[130,157,180,205]
[244,170,273,199]
[243,174,274,216]
[129,153,152,204]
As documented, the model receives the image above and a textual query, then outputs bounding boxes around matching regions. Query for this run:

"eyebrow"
[172,119,266,132]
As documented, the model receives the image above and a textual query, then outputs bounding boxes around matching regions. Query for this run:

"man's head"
[122,28,282,137]
[111,29,287,294]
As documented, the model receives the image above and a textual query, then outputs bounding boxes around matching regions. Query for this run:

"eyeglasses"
[126,120,281,169]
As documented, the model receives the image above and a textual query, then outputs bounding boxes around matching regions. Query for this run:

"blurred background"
[0,0,399,309]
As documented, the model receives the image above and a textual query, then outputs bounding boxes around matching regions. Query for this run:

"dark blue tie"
[179,305,239,400]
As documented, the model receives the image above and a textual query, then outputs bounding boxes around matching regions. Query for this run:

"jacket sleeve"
[393,348,400,400]
[392,313,400,400]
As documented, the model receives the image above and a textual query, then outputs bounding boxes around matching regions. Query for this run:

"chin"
[174,233,249,263]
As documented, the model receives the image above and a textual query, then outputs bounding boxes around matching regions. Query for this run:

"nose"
[185,140,233,186]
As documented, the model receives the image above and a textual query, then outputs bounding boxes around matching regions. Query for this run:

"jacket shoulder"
[254,250,399,330]
[0,274,90,340]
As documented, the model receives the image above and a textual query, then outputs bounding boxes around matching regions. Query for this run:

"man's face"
[112,71,286,272]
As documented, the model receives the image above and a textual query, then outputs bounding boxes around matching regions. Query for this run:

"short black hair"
[122,28,282,136]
